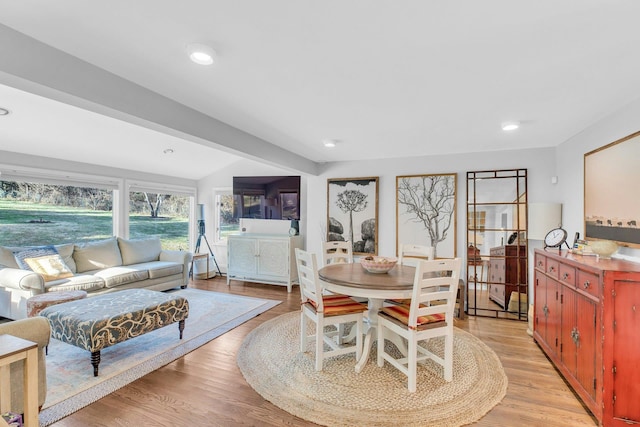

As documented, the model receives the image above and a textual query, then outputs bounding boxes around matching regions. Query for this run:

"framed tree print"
[396,173,457,258]
[327,177,379,255]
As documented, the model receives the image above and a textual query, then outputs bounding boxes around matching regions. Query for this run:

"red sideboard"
[534,249,640,426]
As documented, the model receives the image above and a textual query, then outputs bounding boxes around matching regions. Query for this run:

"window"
[215,190,239,241]
[280,192,298,219]
[0,180,114,246]
[468,210,486,231]
[128,191,190,250]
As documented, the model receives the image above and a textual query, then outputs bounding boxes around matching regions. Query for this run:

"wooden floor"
[52,277,598,427]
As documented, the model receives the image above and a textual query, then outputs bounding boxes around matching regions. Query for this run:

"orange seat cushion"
[380,304,445,330]
[306,294,367,316]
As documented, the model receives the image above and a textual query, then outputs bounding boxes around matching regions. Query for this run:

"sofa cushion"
[117,237,162,266]
[94,266,150,288]
[55,243,77,273]
[133,261,183,279]
[45,274,106,293]
[73,237,123,273]
[0,246,20,268]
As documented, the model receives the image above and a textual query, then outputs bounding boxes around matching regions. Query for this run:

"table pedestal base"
[355,298,407,373]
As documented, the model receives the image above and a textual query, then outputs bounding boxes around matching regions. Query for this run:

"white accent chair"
[295,248,367,371]
[398,243,434,266]
[377,258,462,392]
[322,241,353,266]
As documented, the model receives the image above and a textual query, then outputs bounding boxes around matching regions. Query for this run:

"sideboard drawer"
[546,259,559,278]
[577,269,600,299]
[535,253,546,271]
[559,264,576,287]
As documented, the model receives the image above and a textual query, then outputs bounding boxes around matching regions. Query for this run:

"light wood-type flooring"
[51,277,597,427]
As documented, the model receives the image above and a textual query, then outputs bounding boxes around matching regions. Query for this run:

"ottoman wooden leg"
[91,351,101,377]
[178,319,185,339]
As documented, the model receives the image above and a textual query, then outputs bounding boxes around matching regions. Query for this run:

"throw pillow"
[13,245,58,270]
[24,254,74,282]
[13,245,75,282]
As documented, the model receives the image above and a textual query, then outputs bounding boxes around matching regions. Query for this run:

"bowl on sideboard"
[589,240,619,259]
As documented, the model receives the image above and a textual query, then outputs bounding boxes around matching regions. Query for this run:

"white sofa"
[0,237,192,320]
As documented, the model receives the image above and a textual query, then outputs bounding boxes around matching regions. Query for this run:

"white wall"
[199,147,555,296]
[198,146,556,270]
[556,97,640,260]
[306,147,556,260]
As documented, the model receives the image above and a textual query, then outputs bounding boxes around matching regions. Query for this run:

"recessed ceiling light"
[501,121,520,131]
[186,43,217,65]
[323,139,340,148]
[0,107,10,116]
[163,148,174,154]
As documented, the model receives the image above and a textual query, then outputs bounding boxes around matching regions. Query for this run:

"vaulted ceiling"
[1,1,639,180]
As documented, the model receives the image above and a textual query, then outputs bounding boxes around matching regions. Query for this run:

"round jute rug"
[237,312,508,427]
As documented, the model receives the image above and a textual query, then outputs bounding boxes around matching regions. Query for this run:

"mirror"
[466,169,528,320]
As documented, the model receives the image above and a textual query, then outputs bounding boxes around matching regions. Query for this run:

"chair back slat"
[398,244,434,267]
[295,248,324,310]
[322,241,353,266]
[408,258,462,329]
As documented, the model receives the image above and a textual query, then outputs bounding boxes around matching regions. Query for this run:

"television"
[233,176,301,220]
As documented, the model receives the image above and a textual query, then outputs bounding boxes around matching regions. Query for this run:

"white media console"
[227,233,303,292]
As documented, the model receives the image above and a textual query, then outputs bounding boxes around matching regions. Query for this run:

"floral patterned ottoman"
[39,288,189,376]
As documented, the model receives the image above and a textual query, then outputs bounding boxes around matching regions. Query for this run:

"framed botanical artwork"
[396,173,457,258]
[584,130,640,248]
[327,177,379,255]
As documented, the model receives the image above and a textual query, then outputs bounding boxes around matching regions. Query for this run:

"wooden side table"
[191,253,210,279]
[0,334,38,427]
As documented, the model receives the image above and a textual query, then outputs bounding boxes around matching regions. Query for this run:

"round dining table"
[318,262,416,372]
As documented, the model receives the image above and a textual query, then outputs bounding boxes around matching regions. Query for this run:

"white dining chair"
[386,244,435,306]
[377,258,462,392]
[322,241,353,266]
[398,243,434,266]
[295,248,367,371]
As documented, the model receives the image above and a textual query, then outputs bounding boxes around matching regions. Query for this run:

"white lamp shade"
[197,204,205,221]
[528,203,562,240]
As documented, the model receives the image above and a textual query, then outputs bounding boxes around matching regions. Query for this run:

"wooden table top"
[0,334,37,359]
[318,263,415,299]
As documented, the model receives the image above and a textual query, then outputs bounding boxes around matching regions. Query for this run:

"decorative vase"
[589,240,619,259]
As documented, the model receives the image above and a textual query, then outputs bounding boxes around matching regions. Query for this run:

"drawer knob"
[548,266,555,273]
[563,272,569,280]
[583,280,590,289]
[571,327,580,345]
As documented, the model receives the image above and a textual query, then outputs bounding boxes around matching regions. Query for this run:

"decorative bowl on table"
[360,256,398,274]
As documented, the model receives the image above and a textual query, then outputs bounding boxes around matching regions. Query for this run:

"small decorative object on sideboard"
[544,227,570,250]
[589,239,619,259]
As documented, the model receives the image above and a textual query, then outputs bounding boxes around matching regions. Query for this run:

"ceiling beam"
[0,24,319,176]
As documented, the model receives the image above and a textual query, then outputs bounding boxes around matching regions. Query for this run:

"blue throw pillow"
[13,245,59,270]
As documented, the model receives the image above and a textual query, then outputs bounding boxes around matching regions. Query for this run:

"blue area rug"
[39,288,280,426]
